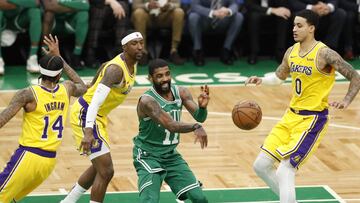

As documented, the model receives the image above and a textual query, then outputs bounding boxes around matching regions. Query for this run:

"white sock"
[90,201,101,203]
[61,182,87,203]
[253,152,279,195]
[276,159,297,203]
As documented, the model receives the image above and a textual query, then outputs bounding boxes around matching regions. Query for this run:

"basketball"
[232,100,262,130]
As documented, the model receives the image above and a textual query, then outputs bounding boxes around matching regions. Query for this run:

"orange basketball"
[232,100,262,130]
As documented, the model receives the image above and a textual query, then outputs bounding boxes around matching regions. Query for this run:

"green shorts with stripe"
[133,146,201,200]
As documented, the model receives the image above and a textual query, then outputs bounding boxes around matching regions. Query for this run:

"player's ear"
[148,75,153,83]
[309,25,315,34]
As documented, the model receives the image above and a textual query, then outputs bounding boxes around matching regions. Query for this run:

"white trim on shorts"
[139,180,153,193]
[89,143,110,160]
[176,181,200,199]
[136,148,164,173]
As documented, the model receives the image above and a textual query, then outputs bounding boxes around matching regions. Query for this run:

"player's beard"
[154,80,171,95]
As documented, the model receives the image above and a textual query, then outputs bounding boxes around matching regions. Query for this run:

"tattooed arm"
[138,95,198,133]
[319,47,360,109]
[180,86,209,122]
[0,88,34,128]
[246,46,292,85]
[275,46,292,80]
[89,62,108,87]
[62,61,87,97]
[138,95,208,148]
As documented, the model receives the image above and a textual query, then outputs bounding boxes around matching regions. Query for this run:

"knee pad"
[253,152,275,176]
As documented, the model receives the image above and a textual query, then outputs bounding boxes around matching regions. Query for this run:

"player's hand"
[80,127,96,155]
[109,0,126,19]
[194,126,208,149]
[42,34,60,56]
[245,76,262,86]
[198,85,210,108]
[329,100,350,109]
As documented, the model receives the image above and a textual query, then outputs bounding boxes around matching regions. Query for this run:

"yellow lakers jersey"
[19,84,69,151]
[288,42,335,111]
[82,54,136,116]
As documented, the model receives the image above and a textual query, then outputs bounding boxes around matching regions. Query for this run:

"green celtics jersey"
[134,85,183,156]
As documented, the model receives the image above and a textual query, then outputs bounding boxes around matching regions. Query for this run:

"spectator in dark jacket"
[245,0,291,64]
[339,0,359,60]
[85,0,130,68]
[188,0,244,66]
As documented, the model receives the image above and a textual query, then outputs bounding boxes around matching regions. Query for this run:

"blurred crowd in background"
[0,0,359,76]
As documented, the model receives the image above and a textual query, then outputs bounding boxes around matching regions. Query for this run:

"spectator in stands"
[289,0,346,51]
[245,0,291,65]
[42,0,89,70]
[85,0,130,68]
[339,0,359,61]
[132,0,185,65]
[188,0,244,66]
[0,0,41,75]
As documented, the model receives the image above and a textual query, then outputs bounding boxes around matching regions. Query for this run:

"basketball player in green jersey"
[0,34,87,203]
[246,10,360,202]
[133,59,210,203]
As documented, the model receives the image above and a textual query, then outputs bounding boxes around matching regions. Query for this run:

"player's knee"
[140,196,159,203]
[253,157,268,176]
[140,188,160,203]
[98,166,114,182]
[253,153,274,176]
[186,189,208,203]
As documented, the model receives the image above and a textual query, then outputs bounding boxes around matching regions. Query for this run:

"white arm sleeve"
[85,83,111,128]
[262,73,284,85]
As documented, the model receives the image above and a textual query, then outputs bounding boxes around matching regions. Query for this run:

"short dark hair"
[148,58,168,76]
[295,9,319,28]
[39,54,63,82]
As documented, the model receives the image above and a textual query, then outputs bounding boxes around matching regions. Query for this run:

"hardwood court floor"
[0,83,359,200]
[20,186,343,202]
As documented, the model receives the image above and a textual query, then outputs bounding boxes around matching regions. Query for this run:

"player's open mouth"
[162,83,169,88]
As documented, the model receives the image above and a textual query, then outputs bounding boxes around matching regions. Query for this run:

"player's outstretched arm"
[138,96,208,148]
[42,34,87,97]
[246,46,292,86]
[320,47,360,109]
[179,85,209,123]
[0,88,34,128]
